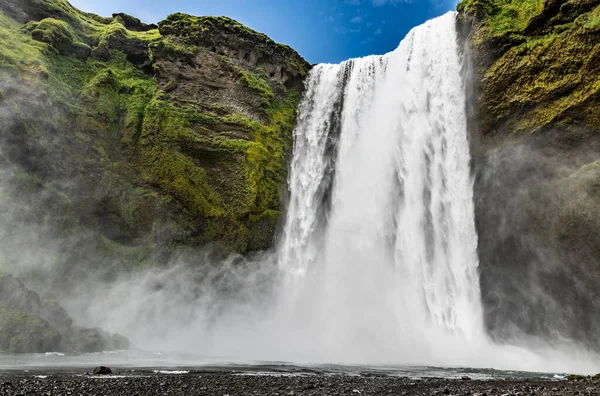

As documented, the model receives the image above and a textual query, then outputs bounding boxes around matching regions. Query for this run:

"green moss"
[23,18,75,54]
[0,12,48,75]
[92,19,160,44]
[466,0,600,137]
[239,69,274,104]
[138,95,228,218]
[244,90,300,214]
[583,5,600,29]
[490,0,543,33]
[159,14,274,44]
[458,0,544,34]
[221,113,261,130]
[149,37,197,62]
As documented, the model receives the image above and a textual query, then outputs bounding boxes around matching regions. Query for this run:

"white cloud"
[350,15,363,23]
[371,0,410,6]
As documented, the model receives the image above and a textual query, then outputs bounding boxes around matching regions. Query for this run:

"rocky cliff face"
[458,0,600,349]
[0,0,310,287]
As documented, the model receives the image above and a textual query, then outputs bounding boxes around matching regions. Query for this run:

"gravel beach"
[0,371,598,396]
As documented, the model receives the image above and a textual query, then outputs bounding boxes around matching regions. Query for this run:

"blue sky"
[69,0,458,64]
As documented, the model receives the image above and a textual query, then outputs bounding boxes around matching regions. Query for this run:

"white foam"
[153,370,190,375]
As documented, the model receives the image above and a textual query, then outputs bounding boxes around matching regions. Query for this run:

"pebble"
[0,373,598,396]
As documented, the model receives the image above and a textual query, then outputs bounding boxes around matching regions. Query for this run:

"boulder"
[92,366,112,375]
[70,327,110,353]
[0,303,61,353]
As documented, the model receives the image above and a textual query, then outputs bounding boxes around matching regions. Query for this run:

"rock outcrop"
[0,274,128,353]
[0,0,310,289]
[458,0,600,349]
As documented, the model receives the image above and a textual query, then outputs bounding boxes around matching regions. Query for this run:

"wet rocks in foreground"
[0,373,599,396]
[92,366,113,375]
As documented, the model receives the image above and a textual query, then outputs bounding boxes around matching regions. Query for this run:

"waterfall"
[276,12,487,365]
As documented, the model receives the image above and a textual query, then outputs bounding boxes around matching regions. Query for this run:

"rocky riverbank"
[0,372,599,396]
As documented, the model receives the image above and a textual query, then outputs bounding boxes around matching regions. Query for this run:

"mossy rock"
[112,13,157,32]
[0,303,62,353]
[24,18,75,54]
[567,374,588,381]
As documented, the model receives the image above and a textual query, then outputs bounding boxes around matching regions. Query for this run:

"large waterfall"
[274,12,486,365]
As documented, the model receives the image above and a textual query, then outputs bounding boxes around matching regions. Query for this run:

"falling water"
[276,12,486,365]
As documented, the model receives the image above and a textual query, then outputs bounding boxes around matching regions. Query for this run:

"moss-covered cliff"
[0,0,310,280]
[458,0,600,348]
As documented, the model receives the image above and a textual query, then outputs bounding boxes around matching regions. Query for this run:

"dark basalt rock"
[92,366,113,375]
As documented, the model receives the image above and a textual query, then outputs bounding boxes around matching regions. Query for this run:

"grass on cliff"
[158,13,310,76]
[458,0,544,34]
[0,12,47,75]
[240,69,275,104]
[158,14,274,44]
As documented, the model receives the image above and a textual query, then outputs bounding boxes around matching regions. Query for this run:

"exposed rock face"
[0,0,310,290]
[40,301,73,333]
[0,275,41,316]
[458,0,600,349]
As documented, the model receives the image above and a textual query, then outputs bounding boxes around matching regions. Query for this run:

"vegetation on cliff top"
[158,13,310,78]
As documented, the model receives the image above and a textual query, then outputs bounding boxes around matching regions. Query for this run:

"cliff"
[458,0,600,349]
[0,0,310,285]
